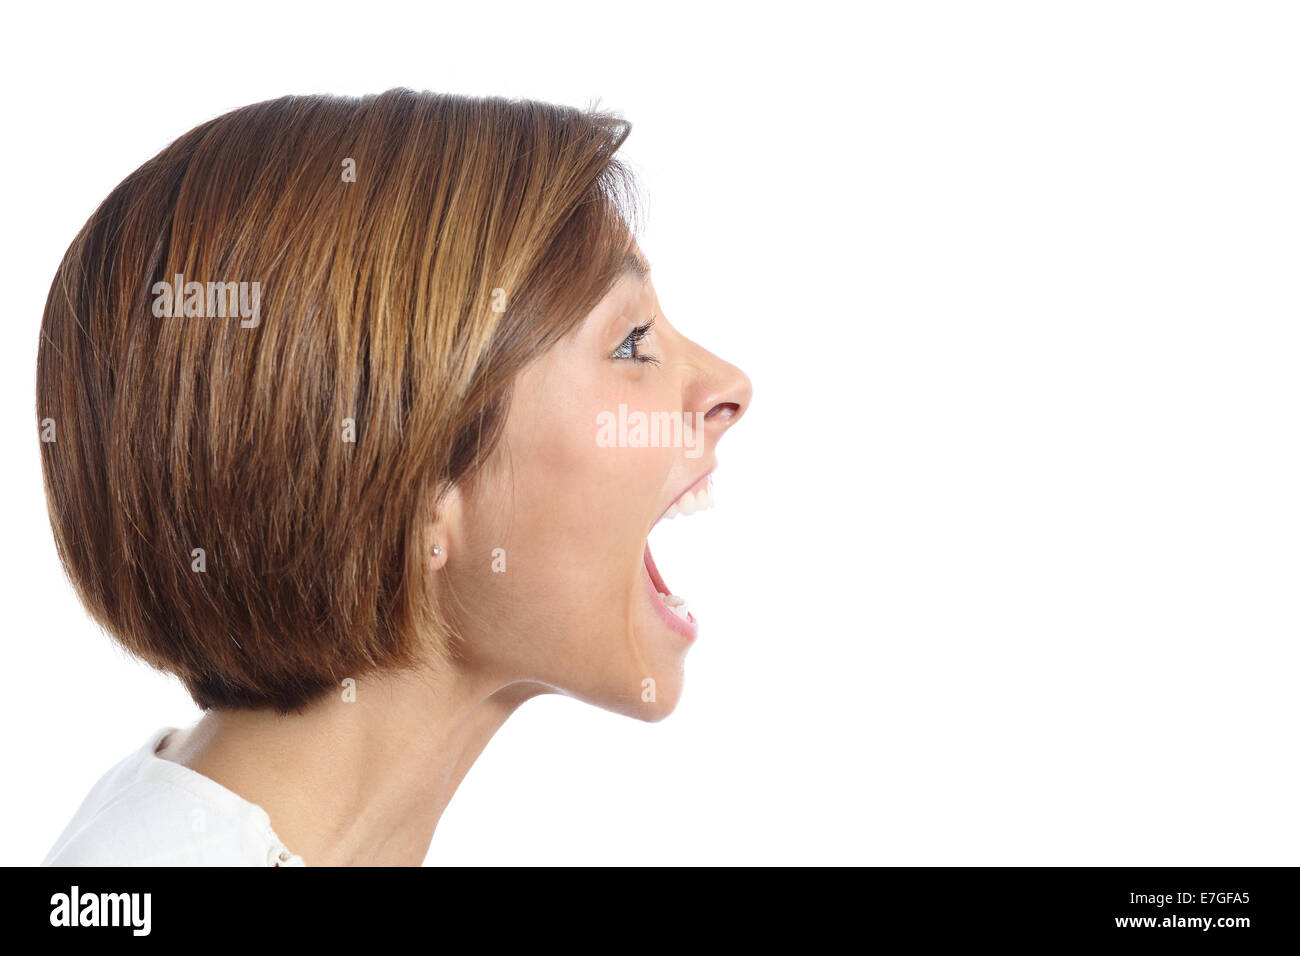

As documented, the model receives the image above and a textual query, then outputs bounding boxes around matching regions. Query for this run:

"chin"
[532,473,720,722]
[628,473,719,717]
[596,475,719,722]
[600,642,687,722]
[550,586,692,721]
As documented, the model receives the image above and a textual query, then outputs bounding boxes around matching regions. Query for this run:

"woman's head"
[38,89,749,718]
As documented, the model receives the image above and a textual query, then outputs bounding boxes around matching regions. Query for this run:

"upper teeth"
[660,481,714,521]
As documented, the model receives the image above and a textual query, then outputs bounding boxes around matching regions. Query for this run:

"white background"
[2,1,1296,865]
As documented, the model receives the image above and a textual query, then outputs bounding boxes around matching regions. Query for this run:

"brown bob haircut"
[37,89,640,713]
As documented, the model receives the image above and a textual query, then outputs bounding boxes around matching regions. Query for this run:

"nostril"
[704,402,740,422]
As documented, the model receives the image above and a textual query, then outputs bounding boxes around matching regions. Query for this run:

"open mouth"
[643,473,715,638]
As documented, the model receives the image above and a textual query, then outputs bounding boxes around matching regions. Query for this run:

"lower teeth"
[658,591,691,620]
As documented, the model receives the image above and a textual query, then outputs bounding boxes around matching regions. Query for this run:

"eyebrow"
[620,248,651,283]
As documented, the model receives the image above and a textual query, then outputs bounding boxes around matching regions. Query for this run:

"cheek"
[506,358,667,554]
[507,393,658,575]
[456,350,684,691]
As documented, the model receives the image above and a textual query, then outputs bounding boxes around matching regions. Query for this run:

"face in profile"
[441,269,751,719]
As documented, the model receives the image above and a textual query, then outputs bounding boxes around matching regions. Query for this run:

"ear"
[424,482,464,573]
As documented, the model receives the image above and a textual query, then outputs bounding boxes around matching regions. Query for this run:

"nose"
[689,349,752,442]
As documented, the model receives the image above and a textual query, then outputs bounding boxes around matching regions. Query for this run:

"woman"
[37,89,751,866]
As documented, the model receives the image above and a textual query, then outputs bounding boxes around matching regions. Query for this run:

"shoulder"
[43,727,290,867]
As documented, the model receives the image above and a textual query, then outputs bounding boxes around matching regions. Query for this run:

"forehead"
[557,250,656,347]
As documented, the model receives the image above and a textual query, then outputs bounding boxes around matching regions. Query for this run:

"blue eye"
[611,318,660,365]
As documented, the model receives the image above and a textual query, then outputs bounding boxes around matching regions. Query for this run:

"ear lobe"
[425,482,463,572]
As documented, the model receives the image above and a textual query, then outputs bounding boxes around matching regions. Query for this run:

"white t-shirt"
[43,726,306,867]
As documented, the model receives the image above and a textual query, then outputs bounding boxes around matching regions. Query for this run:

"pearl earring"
[432,545,443,557]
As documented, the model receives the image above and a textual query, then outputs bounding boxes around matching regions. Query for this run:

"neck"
[158,667,543,866]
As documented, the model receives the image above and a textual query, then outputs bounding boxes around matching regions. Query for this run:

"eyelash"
[611,318,660,365]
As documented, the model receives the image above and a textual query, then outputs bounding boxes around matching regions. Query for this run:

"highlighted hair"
[37,89,639,712]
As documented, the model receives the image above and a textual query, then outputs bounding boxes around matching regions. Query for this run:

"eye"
[611,317,660,365]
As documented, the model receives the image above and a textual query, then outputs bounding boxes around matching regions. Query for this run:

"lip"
[643,544,698,641]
